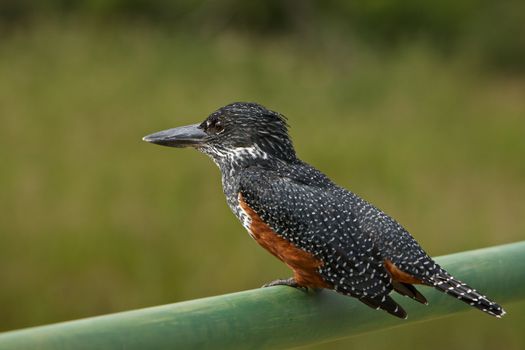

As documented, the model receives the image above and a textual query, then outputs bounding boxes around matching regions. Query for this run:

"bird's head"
[143,102,297,168]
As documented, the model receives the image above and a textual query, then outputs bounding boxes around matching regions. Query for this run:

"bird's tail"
[360,295,407,319]
[431,271,506,318]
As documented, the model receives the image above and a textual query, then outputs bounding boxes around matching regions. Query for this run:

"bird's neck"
[199,144,293,202]
[201,144,295,177]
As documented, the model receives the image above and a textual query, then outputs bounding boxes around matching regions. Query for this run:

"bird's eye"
[205,119,224,135]
[213,121,224,134]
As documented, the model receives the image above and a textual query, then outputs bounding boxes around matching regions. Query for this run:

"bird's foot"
[262,278,308,291]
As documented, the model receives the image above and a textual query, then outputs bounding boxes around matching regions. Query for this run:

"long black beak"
[142,123,207,148]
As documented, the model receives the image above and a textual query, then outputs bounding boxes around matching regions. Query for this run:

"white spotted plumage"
[183,102,506,319]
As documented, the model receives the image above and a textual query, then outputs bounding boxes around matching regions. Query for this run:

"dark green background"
[1,2,524,349]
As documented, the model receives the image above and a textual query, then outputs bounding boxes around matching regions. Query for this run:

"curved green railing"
[0,241,524,349]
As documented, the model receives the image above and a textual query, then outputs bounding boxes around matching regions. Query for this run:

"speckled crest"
[197,102,296,165]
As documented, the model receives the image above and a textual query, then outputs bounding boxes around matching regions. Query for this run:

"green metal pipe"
[1,241,524,350]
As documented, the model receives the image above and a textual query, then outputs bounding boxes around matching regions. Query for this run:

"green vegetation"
[0,18,524,350]
[1,242,524,349]
[2,1,525,71]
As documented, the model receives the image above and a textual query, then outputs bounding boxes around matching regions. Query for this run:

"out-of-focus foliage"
[0,0,524,71]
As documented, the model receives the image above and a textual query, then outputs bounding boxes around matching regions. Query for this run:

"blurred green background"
[1,1,524,349]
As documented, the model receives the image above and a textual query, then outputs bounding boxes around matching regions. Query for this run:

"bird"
[143,102,505,319]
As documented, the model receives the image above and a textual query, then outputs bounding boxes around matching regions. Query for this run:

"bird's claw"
[262,278,308,291]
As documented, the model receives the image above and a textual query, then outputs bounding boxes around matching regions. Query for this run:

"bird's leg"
[263,278,298,288]
[262,277,308,291]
